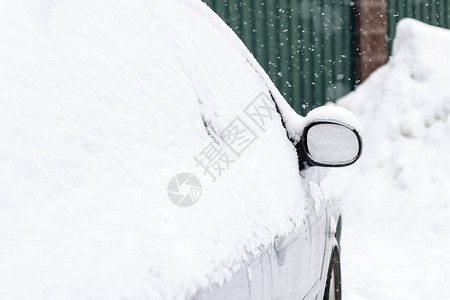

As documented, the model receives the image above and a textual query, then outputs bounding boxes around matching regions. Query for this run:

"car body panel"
[271,218,310,299]
[193,164,342,300]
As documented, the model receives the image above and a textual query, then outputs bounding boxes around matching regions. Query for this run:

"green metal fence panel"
[388,0,450,54]
[202,0,355,115]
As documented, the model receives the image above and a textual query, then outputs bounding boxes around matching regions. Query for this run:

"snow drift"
[328,19,450,299]
[0,1,306,299]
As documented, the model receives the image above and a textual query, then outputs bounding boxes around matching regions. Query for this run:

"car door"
[270,211,311,300]
[304,167,328,296]
[270,166,318,300]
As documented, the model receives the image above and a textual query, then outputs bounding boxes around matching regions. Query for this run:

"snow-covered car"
[0,1,362,300]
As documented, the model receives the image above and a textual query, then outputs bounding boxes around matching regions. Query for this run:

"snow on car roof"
[0,1,306,299]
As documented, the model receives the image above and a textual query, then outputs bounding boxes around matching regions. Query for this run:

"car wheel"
[323,248,341,300]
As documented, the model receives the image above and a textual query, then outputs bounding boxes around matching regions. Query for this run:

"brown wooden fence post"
[354,0,389,84]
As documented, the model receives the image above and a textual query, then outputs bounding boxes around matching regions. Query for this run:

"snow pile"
[328,19,450,299]
[0,1,305,299]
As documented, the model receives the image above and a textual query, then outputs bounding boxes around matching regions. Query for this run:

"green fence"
[388,0,450,53]
[203,0,355,114]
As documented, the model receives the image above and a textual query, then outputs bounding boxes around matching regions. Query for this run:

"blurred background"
[202,0,450,114]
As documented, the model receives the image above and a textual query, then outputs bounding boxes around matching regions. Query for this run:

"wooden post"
[354,0,389,84]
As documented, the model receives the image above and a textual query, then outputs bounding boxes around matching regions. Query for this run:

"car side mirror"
[298,107,363,169]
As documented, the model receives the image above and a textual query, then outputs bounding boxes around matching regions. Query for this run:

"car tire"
[323,248,342,300]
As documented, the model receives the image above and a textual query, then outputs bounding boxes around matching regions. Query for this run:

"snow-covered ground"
[329,19,450,299]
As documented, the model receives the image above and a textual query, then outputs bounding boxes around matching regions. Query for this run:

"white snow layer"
[327,19,450,299]
[0,1,306,299]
